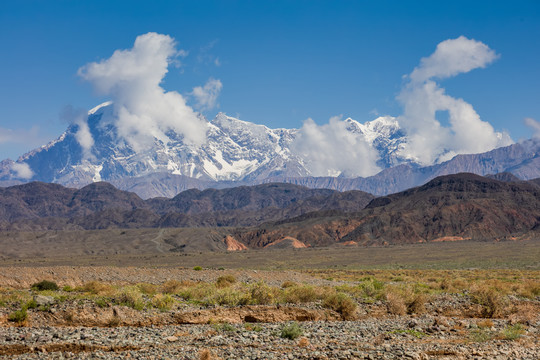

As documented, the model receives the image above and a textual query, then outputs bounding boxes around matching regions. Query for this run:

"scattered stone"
[33,295,55,306]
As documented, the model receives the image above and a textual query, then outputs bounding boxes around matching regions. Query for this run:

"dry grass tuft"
[199,348,221,360]
[283,285,319,304]
[298,337,310,347]
[386,291,406,315]
[476,319,494,329]
[322,292,357,320]
[471,286,506,318]
[82,281,114,295]
[407,293,427,315]
[151,293,175,311]
[281,281,297,289]
[160,280,183,294]
[216,275,236,288]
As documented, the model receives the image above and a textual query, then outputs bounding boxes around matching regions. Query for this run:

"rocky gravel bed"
[0,315,538,359]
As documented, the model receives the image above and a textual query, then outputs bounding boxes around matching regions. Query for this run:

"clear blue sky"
[1,0,539,160]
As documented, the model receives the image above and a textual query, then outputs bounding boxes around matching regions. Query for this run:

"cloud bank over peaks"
[78,32,211,152]
[398,36,512,165]
[292,116,381,177]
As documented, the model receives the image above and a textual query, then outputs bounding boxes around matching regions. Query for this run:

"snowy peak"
[0,103,433,190]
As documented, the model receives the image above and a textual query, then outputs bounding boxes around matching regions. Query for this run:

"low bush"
[193,266,203,271]
[31,280,59,291]
[283,285,319,304]
[471,287,506,318]
[280,322,304,340]
[213,322,236,332]
[406,293,427,315]
[160,280,183,294]
[281,281,297,289]
[8,308,27,323]
[501,324,525,340]
[385,291,406,315]
[113,286,145,310]
[248,282,274,305]
[82,281,114,295]
[137,283,157,295]
[152,293,175,311]
[322,292,357,320]
[216,275,236,288]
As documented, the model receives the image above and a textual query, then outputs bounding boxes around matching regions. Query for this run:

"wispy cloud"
[197,39,221,66]
[524,117,540,138]
[398,36,512,164]
[60,105,94,159]
[78,32,211,151]
[192,78,223,112]
[0,126,48,151]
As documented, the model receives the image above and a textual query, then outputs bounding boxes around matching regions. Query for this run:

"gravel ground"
[0,316,538,359]
[0,267,538,359]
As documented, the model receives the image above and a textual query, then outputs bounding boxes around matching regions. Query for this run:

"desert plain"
[0,236,538,359]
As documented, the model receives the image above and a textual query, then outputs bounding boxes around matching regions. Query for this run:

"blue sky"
[0,0,539,160]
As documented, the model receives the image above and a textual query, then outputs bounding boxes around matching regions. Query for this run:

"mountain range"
[0,173,538,250]
[232,173,540,248]
[3,102,538,198]
[0,182,374,230]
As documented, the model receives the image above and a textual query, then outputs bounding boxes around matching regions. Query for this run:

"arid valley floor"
[0,239,538,359]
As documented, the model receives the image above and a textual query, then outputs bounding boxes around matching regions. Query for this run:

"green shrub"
[193,266,203,271]
[213,322,236,332]
[8,308,27,323]
[31,280,59,291]
[501,324,525,340]
[244,323,263,332]
[94,297,110,308]
[152,293,175,311]
[248,282,274,305]
[469,328,494,342]
[24,299,38,310]
[113,286,145,310]
[280,322,303,340]
[283,285,318,304]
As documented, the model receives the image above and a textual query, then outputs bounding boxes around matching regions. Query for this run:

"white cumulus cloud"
[78,32,210,151]
[192,78,223,111]
[11,162,33,179]
[410,36,499,82]
[398,36,512,165]
[292,116,381,177]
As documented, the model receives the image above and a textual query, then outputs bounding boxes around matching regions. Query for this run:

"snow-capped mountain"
[2,102,537,199]
[0,103,406,189]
